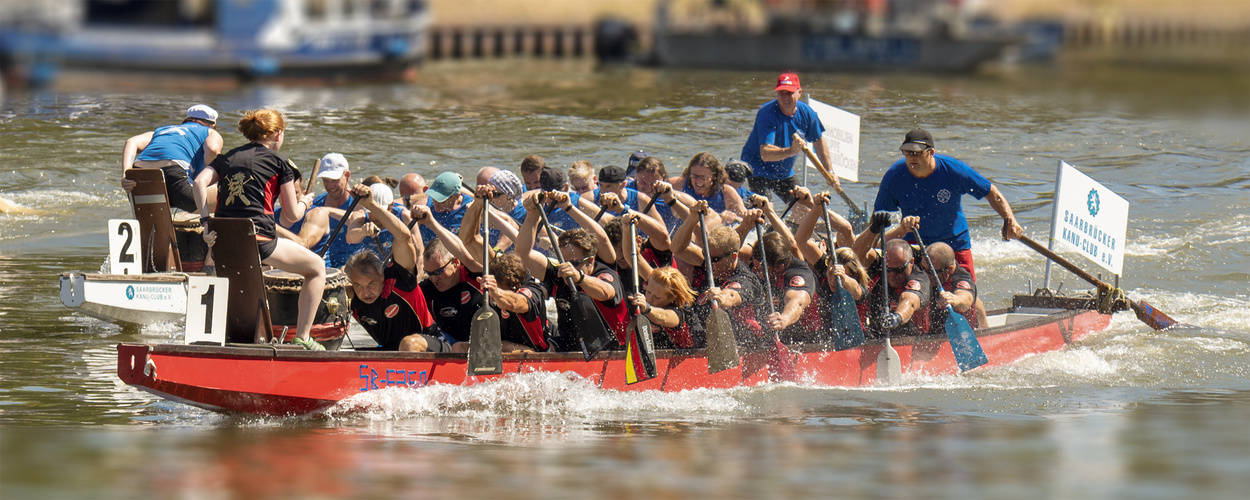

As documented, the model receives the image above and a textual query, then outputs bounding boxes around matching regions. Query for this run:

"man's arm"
[353,184,419,273]
[192,167,218,218]
[986,185,1023,240]
[514,195,550,280]
[411,204,482,273]
[810,137,841,191]
[204,130,223,166]
[554,192,616,264]
[120,131,154,192]
[768,289,812,331]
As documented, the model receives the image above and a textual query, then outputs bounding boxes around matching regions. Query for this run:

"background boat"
[0,0,428,89]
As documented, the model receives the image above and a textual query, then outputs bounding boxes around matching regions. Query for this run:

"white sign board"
[108,219,142,275]
[806,97,860,183]
[185,276,229,345]
[1050,161,1129,275]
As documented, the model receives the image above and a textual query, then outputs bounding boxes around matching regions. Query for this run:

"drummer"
[194,109,327,350]
[342,184,451,352]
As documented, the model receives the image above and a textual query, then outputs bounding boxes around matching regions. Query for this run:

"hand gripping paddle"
[467,197,503,375]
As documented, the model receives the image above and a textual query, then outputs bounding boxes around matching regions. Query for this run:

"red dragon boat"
[117,294,1116,416]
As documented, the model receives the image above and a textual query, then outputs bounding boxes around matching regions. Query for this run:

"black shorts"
[748,175,798,205]
[257,237,278,260]
[161,165,198,212]
[418,333,453,353]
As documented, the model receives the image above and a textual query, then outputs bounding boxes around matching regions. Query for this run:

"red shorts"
[953,249,976,282]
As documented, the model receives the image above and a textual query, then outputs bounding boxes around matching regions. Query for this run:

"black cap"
[900,128,935,152]
[599,165,627,184]
[724,158,752,183]
[539,166,567,191]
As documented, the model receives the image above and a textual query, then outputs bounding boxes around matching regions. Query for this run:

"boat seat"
[125,168,182,273]
[209,218,273,344]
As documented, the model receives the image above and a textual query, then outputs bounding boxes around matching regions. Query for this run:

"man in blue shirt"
[739,73,837,205]
[871,128,1023,281]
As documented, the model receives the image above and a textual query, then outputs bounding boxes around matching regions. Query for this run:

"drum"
[264,268,351,350]
[171,212,208,272]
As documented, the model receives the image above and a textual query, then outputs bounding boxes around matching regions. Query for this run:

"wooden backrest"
[125,169,182,272]
[208,217,273,344]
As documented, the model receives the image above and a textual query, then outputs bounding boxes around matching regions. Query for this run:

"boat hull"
[117,300,1111,416]
[61,273,188,326]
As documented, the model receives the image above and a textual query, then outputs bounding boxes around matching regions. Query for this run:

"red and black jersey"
[419,267,485,343]
[865,259,932,338]
[496,280,552,350]
[351,262,436,350]
[210,142,295,240]
[652,305,706,350]
[929,265,978,332]
[762,259,821,343]
[696,262,766,345]
[542,260,629,347]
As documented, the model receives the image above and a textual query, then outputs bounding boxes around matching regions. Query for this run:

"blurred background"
[1,0,1247,90]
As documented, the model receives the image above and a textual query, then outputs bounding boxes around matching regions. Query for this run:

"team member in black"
[480,253,554,351]
[343,186,448,352]
[408,204,486,352]
[752,231,821,344]
[865,238,932,339]
[195,109,326,350]
[923,241,978,334]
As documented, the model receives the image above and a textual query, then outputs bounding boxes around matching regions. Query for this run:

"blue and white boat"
[1,0,428,88]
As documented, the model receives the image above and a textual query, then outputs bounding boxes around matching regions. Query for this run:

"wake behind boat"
[116,293,1119,416]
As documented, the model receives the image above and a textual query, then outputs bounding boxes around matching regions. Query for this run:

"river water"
[1,59,1247,499]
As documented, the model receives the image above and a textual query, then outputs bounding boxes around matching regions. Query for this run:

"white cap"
[186,104,218,123]
[316,153,349,180]
[369,183,394,208]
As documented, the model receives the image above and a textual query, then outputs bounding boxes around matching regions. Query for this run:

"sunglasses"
[427,259,456,277]
[887,263,910,274]
[573,255,595,267]
[901,149,930,157]
[709,253,730,264]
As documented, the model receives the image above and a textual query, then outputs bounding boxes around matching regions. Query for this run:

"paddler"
[738,73,835,206]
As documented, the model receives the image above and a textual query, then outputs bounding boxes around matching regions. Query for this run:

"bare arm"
[810,137,841,191]
[768,289,812,331]
[554,192,616,264]
[192,167,218,218]
[120,131,154,192]
[514,195,550,280]
[986,185,1023,240]
[204,130,223,166]
[352,184,418,272]
[411,204,482,273]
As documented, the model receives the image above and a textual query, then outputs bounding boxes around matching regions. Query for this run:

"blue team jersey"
[544,191,583,232]
[136,122,212,179]
[419,195,474,246]
[739,100,825,180]
[872,154,993,251]
[625,180,679,232]
[313,192,371,268]
[592,187,641,216]
[682,182,727,213]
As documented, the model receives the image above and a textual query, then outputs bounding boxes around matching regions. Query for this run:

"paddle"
[913,232,988,372]
[1018,235,1179,330]
[318,195,360,259]
[777,196,801,222]
[536,198,615,361]
[467,199,504,375]
[802,144,868,231]
[820,200,865,350]
[875,224,903,384]
[624,216,657,383]
[753,224,797,381]
[699,210,739,373]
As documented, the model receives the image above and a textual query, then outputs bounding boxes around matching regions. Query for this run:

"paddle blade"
[624,317,658,384]
[876,338,902,385]
[570,295,615,362]
[944,305,988,372]
[466,306,503,376]
[829,288,866,351]
[1131,299,1179,330]
[705,307,739,373]
[769,337,796,382]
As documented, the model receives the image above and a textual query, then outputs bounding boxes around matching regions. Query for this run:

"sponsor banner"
[1050,161,1129,275]
[806,97,859,182]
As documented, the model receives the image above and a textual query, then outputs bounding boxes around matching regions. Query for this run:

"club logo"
[1087,189,1100,217]
[461,291,471,304]
[936,189,951,204]
[789,276,805,288]
[906,279,922,291]
[598,273,614,283]
[126,285,135,300]
[384,304,399,318]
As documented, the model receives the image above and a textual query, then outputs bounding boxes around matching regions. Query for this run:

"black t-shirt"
[865,259,932,338]
[652,305,706,350]
[350,262,436,350]
[542,259,629,349]
[496,280,552,350]
[929,265,978,334]
[696,262,767,347]
[419,267,486,343]
[211,142,295,240]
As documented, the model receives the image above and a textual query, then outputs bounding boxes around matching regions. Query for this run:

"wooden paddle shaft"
[802,145,864,217]
[1018,235,1110,290]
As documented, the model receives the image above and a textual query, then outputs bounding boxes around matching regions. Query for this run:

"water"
[2,58,1248,499]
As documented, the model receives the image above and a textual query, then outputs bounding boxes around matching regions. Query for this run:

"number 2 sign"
[185,276,229,345]
[108,219,141,275]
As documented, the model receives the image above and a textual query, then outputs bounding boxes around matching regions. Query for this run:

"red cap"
[774,72,801,92]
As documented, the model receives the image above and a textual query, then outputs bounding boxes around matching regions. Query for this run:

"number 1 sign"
[185,276,229,345]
